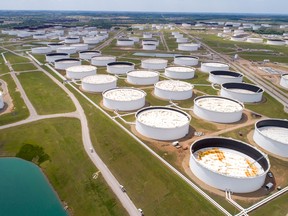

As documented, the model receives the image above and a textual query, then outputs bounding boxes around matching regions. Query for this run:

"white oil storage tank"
[31,47,52,54]
[117,38,134,46]
[201,62,229,73]
[70,43,89,52]
[0,91,4,109]
[65,37,80,44]
[107,62,135,74]
[174,56,199,66]
[79,50,101,60]
[142,43,157,50]
[81,74,117,93]
[91,56,116,66]
[165,66,195,80]
[266,39,286,46]
[46,53,69,63]
[220,82,264,103]
[54,58,81,70]
[56,47,77,55]
[142,39,159,46]
[154,80,193,100]
[193,95,244,123]
[66,65,97,79]
[135,106,191,140]
[127,70,159,85]
[141,58,168,70]
[209,70,244,84]
[190,137,270,193]
[103,88,146,111]
[178,43,199,51]
[48,43,65,51]
[280,74,288,89]
[253,119,288,158]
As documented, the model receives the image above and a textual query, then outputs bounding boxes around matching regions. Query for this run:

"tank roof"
[103,88,146,101]
[166,66,195,72]
[127,70,159,77]
[82,74,117,84]
[142,58,168,64]
[155,80,193,91]
[66,65,96,72]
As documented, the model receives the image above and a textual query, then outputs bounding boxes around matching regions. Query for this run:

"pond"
[0,158,67,216]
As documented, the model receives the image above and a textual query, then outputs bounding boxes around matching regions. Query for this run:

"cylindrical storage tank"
[174,56,199,66]
[129,37,140,42]
[66,65,97,79]
[220,83,264,103]
[91,56,116,66]
[56,47,77,55]
[178,43,199,51]
[103,88,146,111]
[0,91,4,109]
[126,70,159,85]
[107,62,135,75]
[79,50,101,60]
[154,80,193,100]
[48,43,65,51]
[33,34,47,39]
[246,38,263,43]
[208,70,244,84]
[266,39,286,46]
[280,74,288,88]
[142,43,157,50]
[65,37,80,44]
[46,53,69,63]
[135,106,191,140]
[31,47,52,54]
[165,67,195,80]
[141,59,168,70]
[193,96,244,123]
[70,43,89,52]
[81,75,117,93]
[201,62,229,73]
[176,37,189,43]
[223,29,232,33]
[174,34,183,39]
[142,39,159,46]
[253,119,288,158]
[231,35,246,42]
[143,32,153,39]
[54,58,81,70]
[117,39,134,46]
[83,37,100,44]
[189,137,270,193]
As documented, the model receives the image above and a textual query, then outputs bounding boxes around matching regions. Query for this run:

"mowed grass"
[12,63,38,71]
[3,52,30,64]
[17,72,76,115]
[0,74,29,126]
[70,85,223,216]
[0,118,128,216]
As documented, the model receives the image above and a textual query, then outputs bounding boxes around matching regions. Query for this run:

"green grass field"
[4,52,31,64]
[0,118,128,216]
[12,63,38,71]
[0,74,29,126]
[17,72,76,115]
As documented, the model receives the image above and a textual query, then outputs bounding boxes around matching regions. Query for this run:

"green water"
[0,158,68,216]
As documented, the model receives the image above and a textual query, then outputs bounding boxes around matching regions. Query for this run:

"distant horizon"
[0,0,287,15]
[0,9,287,16]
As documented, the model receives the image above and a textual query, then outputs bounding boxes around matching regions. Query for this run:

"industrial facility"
[208,70,244,84]
[126,70,159,85]
[107,62,135,74]
[165,66,195,80]
[81,74,117,93]
[66,65,97,80]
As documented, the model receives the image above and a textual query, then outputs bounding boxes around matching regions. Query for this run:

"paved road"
[159,32,170,52]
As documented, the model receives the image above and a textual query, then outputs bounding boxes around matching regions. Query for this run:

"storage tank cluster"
[79,50,101,60]
[81,74,117,93]
[193,95,244,123]
[201,62,230,73]
[253,119,288,158]
[208,70,244,84]
[220,83,264,103]
[54,58,81,70]
[66,65,97,80]
[141,59,168,70]
[126,70,159,85]
[165,67,195,80]
[174,56,199,66]
[154,80,193,100]
[103,88,146,111]
[91,56,116,66]
[178,43,199,51]
[189,137,270,193]
[107,62,135,74]
[280,74,288,88]
[135,106,191,140]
